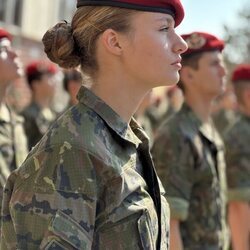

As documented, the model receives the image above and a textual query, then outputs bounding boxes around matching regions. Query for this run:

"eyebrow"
[155,16,174,25]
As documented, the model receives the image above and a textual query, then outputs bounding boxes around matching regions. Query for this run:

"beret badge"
[186,33,206,50]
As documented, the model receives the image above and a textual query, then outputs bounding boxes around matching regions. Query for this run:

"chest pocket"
[96,211,155,250]
[40,210,92,250]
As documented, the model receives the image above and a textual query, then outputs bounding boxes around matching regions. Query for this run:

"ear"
[100,29,123,56]
[180,66,195,83]
[30,80,40,91]
[244,88,250,102]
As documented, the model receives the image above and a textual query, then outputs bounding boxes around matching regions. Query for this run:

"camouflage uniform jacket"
[22,102,57,150]
[212,109,238,136]
[1,86,170,250]
[152,103,228,250]
[224,113,250,202]
[0,103,28,209]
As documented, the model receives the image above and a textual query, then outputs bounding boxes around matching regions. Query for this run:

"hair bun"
[42,21,81,69]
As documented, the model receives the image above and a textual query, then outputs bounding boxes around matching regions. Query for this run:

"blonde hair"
[42,6,136,77]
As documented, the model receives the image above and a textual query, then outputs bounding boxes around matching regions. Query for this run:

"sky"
[176,0,249,39]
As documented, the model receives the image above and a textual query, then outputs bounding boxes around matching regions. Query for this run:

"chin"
[150,73,179,88]
[165,74,180,86]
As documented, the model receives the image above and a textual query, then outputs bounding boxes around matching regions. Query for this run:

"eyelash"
[160,27,169,32]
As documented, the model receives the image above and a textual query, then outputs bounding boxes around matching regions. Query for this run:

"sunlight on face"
[120,12,187,89]
[0,38,22,82]
[195,51,226,96]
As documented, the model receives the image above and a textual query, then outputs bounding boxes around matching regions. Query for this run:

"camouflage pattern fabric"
[1,86,170,249]
[212,109,238,136]
[0,103,28,212]
[152,103,229,250]
[22,102,57,150]
[134,113,154,148]
[224,113,250,202]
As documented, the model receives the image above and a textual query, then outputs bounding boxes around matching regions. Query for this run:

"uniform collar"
[239,112,250,122]
[0,102,11,122]
[180,102,221,145]
[77,86,142,147]
[0,102,24,123]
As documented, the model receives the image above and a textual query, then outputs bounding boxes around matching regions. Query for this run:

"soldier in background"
[164,85,183,119]
[22,60,57,149]
[212,87,238,135]
[145,89,169,134]
[146,86,183,135]
[63,69,82,109]
[152,32,229,250]
[224,64,250,250]
[134,90,154,147]
[0,28,28,205]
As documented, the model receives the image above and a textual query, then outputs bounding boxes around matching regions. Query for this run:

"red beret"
[181,31,224,57]
[26,61,57,77]
[0,28,12,41]
[232,64,250,82]
[77,0,184,27]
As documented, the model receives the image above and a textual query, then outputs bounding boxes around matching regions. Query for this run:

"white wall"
[21,0,60,40]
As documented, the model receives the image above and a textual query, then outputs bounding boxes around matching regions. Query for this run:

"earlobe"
[181,67,193,82]
[245,89,250,101]
[101,29,122,55]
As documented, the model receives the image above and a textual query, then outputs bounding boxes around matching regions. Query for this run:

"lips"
[171,58,182,65]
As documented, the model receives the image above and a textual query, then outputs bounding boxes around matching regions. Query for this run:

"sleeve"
[1,143,98,249]
[152,126,195,221]
[224,129,250,202]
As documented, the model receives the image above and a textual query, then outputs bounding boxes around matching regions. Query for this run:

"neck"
[239,104,250,117]
[32,93,51,109]
[185,91,214,122]
[0,84,8,105]
[91,73,150,124]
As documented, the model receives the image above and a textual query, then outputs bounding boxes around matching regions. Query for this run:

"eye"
[160,27,170,32]
[0,47,7,53]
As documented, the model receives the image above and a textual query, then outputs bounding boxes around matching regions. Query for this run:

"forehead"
[199,50,223,62]
[0,38,11,48]
[132,12,175,26]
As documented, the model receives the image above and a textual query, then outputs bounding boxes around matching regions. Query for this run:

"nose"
[173,34,188,55]
[219,64,226,77]
[8,48,17,59]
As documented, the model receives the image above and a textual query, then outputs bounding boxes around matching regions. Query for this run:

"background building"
[0,0,76,63]
[0,0,76,112]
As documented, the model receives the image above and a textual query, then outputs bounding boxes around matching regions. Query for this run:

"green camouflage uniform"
[152,103,228,250]
[212,109,238,136]
[134,113,154,148]
[1,86,170,250]
[22,102,57,150]
[0,103,28,209]
[224,113,250,202]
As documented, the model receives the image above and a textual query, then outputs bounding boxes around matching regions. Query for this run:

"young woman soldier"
[1,1,187,249]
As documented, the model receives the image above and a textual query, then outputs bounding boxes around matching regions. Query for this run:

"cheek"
[72,85,81,95]
[136,36,168,61]
[0,51,8,60]
[0,59,16,76]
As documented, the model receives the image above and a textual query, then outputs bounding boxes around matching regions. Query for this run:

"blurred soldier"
[164,85,183,119]
[212,87,238,135]
[0,28,28,205]
[152,32,229,250]
[22,61,57,149]
[224,64,250,250]
[63,69,82,108]
[145,90,169,134]
[134,90,154,146]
